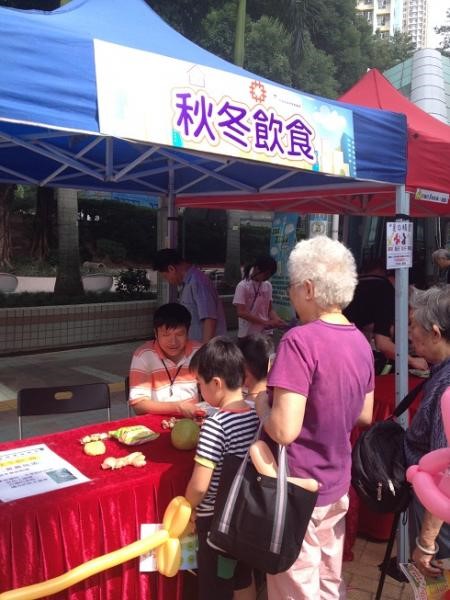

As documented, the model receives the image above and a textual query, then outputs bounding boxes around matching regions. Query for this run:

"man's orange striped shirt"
[129,340,200,406]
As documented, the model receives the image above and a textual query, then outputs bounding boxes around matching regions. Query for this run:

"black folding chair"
[17,382,111,439]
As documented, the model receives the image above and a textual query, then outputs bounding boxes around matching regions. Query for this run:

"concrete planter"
[0,273,18,293]
[0,296,237,356]
[82,274,114,292]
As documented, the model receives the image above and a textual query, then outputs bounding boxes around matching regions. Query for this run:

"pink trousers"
[266,494,349,600]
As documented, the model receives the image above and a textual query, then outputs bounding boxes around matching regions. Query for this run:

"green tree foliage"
[435,9,450,57]
[368,30,416,72]
[78,199,157,264]
[0,0,58,7]
[245,16,293,85]
[199,2,237,62]
[146,0,410,97]
[292,31,338,98]
[309,0,371,93]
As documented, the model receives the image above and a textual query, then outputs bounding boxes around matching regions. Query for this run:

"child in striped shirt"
[185,337,260,600]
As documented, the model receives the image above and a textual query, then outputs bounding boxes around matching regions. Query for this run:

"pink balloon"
[406,386,450,524]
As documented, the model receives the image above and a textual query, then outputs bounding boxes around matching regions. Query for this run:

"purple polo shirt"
[267,320,374,506]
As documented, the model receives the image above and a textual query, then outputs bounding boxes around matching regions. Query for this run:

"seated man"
[129,303,201,416]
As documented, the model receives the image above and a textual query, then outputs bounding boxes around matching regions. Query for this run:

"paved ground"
[0,341,414,598]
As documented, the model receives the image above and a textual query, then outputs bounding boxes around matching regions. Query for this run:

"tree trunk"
[0,184,14,270]
[31,186,56,261]
[54,188,84,296]
[224,210,244,288]
[223,1,248,291]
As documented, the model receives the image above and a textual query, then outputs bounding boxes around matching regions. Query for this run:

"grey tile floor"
[0,341,414,598]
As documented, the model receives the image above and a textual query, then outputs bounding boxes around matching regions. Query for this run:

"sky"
[427,0,450,48]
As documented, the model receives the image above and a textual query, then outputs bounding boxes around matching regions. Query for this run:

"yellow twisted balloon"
[0,496,192,600]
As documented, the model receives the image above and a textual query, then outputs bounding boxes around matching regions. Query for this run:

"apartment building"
[356,0,404,38]
[356,0,427,48]
[403,0,427,49]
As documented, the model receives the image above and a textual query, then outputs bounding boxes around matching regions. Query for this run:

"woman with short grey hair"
[432,249,450,284]
[405,284,450,577]
[255,236,374,599]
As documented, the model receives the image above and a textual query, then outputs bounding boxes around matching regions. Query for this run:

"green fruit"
[170,419,200,450]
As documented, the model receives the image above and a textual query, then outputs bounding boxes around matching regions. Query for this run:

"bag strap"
[217,421,288,555]
[391,379,426,418]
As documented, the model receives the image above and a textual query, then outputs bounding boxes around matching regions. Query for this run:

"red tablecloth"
[344,374,424,560]
[0,414,195,599]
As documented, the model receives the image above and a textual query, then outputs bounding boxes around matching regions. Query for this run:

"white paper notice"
[386,221,413,269]
[0,444,90,502]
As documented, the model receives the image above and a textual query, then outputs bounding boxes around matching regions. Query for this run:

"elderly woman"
[255,236,374,599]
[432,249,450,284]
[405,285,450,577]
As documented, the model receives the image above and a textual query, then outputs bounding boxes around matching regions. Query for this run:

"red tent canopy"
[178,69,450,216]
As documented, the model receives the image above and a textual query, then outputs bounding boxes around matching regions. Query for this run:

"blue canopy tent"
[0,0,407,199]
[0,0,413,565]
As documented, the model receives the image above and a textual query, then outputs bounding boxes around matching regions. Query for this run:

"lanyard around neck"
[250,281,262,311]
[161,359,184,396]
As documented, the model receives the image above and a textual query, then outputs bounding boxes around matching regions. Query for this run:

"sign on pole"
[386,221,413,269]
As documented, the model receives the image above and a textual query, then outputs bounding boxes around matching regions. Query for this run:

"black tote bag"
[208,432,318,574]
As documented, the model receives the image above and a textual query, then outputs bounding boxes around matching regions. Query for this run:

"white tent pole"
[394,183,410,566]
[331,214,339,240]
[167,159,177,250]
[167,159,177,303]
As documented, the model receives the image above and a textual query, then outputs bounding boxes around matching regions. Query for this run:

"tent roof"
[180,69,450,216]
[0,0,407,204]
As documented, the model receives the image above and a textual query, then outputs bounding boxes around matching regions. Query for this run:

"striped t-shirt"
[194,408,260,517]
[129,340,201,406]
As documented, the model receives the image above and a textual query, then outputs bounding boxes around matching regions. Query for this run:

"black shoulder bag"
[208,424,318,574]
[351,379,426,514]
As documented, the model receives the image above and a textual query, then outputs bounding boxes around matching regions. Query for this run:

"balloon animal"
[0,496,191,600]
[406,387,450,524]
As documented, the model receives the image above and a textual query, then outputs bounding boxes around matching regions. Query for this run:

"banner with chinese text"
[94,40,356,176]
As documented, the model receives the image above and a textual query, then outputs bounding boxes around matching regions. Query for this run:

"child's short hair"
[190,336,245,390]
[237,334,274,381]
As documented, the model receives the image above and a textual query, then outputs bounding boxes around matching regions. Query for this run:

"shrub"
[0,290,155,308]
[115,269,151,296]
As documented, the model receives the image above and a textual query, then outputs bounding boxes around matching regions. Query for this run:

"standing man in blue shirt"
[153,249,227,343]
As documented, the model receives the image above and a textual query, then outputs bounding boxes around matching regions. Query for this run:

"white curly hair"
[288,236,357,309]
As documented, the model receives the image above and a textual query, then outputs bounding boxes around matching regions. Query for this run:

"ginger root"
[84,441,106,456]
[80,432,109,444]
[101,452,147,470]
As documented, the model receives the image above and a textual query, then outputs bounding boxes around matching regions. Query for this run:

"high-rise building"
[355,0,427,48]
[356,0,404,39]
[403,0,427,49]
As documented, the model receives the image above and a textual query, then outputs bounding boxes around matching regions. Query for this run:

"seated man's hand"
[271,317,288,328]
[409,356,429,372]
[179,399,201,418]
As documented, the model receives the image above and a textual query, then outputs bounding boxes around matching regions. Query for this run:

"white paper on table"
[0,443,90,502]
[139,524,198,572]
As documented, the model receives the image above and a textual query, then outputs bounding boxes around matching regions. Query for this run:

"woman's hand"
[412,546,442,578]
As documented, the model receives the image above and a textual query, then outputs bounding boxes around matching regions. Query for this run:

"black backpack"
[351,380,425,514]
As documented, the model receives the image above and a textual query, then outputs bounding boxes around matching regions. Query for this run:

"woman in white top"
[233,255,286,339]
